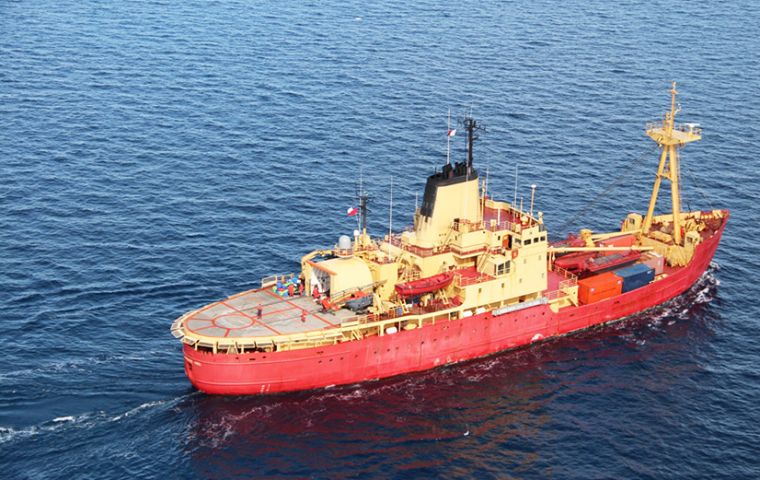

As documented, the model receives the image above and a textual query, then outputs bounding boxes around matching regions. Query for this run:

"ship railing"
[330,282,377,305]
[261,273,295,288]
[452,219,484,233]
[484,219,515,232]
[646,121,702,136]
[387,233,452,258]
[453,272,491,287]
[181,301,465,354]
[544,289,564,301]
[552,265,577,282]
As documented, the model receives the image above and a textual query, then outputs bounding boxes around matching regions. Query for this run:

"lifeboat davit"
[395,272,454,298]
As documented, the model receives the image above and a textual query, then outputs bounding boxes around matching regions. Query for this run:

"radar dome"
[338,235,352,250]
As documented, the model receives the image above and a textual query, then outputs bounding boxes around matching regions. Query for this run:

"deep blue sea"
[2,1,759,478]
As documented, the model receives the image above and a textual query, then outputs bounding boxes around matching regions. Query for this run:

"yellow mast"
[642,82,702,245]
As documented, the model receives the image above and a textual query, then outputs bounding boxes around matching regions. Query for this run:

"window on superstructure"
[496,261,511,276]
[524,239,532,246]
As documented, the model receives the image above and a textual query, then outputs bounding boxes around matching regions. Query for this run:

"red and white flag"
[346,207,358,217]
[447,129,457,137]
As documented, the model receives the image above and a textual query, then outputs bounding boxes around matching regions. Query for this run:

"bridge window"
[496,261,511,276]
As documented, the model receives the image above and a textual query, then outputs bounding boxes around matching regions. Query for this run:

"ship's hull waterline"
[183,217,726,395]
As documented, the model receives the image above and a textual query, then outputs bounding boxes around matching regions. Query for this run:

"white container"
[641,252,665,275]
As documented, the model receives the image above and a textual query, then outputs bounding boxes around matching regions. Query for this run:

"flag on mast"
[346,207,359,217]
[447,129,457,137]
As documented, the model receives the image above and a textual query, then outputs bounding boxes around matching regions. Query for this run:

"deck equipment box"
[640,252,665,276]
[577,272,623,305]
[614,263,655,293]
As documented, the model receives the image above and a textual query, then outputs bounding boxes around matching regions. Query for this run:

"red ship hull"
[182,218,727,395]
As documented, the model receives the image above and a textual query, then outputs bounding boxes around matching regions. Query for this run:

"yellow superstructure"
[300,140,558,319]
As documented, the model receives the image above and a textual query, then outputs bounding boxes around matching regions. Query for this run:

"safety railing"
[484,219,516,232]
[645,121,702,136]
[261,273,295,288]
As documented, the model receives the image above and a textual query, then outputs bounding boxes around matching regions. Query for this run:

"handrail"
[484,219,515,232]
[177,302,463,352]
[261,273,295,288]
[646,121,702,136]
[330,282,378,305]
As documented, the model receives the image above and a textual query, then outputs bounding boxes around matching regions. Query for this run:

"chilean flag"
[447,128,457,137]
[347,207,359,217]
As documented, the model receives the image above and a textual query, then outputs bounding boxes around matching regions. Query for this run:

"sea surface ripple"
[1,1,759,478]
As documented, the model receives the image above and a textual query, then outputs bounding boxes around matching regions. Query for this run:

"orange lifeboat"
[395,272,454,297]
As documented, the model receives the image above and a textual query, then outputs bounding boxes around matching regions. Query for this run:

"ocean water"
[1,0,759,478]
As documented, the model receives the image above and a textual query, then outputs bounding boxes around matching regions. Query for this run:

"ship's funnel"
[414,160,480,248]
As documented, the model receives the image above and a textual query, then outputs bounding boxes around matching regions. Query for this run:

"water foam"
[0,393,197,446]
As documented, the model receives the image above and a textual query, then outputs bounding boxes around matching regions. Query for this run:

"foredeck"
[180,289,357,339]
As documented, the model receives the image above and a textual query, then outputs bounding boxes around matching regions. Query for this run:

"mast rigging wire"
[556,146,657,233]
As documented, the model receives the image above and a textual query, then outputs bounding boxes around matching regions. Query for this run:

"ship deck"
[182,289,357,339]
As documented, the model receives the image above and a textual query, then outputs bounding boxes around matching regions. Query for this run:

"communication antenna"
[446,108,455,165]
[482,165,490,219]
[513,163,519,207]
[356,170,370,234]
[387,176,393,260]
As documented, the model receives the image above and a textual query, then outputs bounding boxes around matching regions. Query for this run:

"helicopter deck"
[181,289,357,339]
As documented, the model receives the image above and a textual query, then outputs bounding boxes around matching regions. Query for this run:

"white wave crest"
[0,392,197,446]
